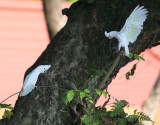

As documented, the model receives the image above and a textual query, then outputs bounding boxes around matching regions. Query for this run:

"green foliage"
[80,99,152,125]
[129,53,145,61]
[127,109,153,124]
[64,88,152,125]
[127,53,145,80]
[89,68,107,78]
[0,103,13,120]
[102,91,107,98]
[81,106,108,125]
[126,64,137,80]
[64,90,75,104]
[110,99,128,118]
[84,89,90,94]
[95,89,101,96]
[80,92,86,99]
[63,89,107,105]
[129,53,133,58]
[94,89,108,98]
[95,70,107,77]
[2,110,13,119]
[0,104,13,110]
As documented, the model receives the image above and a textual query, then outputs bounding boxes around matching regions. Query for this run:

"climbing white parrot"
[105,5,148,56]
[20,65,51,96]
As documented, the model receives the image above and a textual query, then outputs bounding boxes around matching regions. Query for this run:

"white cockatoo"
[105,5,148,56]
[20,65,51,96]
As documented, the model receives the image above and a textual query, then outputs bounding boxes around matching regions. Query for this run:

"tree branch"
[92,51,123,103]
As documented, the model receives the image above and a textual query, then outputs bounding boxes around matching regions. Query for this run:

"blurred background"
[0,0,159,124]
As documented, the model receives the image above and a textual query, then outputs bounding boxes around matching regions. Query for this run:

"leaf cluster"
[64,89,153,125]
[63,89,107,105]
[107,100,153,125]
[0,103,14,120]
[129,53,145,61]
[126,53,145,80]
[81,106,108,125]
[2,110,13,119]
[109,99,128,118]
[0,104,13,110]
[126,64,137,80]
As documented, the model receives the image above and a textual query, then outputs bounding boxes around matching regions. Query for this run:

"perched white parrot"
[20,65,51,97]
[105,5,148,56]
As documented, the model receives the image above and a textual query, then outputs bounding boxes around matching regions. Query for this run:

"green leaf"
[89,100,94,104]
[134,54,139,60]
[139,56,145,61]
[129,53,133,59]
[89,96,92,99]
[96,70,107,76]
[103,70,107,75]
[85,97,89,101]
[74,90,80,95]
[0,104,13,110]
[102,91,107,98]
[81,115,93,124]
[80,92,85,99]
[66,90,75,102]
[84,89,90,93]
[2,110,13,119]
[63,97,68,105]
[126,72,129,80]
[95,89,101,96]
[134,109,137,114]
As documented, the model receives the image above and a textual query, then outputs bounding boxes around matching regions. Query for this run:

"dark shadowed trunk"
[2,0,160,124]
[42,0,66,40]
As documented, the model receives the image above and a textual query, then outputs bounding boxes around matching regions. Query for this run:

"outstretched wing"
[120,5,148,43]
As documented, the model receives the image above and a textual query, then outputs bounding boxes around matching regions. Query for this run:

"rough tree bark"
[2,0,160,124]
[142,73,160,125]
[42,0,66,40]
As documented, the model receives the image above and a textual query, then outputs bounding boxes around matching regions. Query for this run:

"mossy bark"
[2,0,160,124]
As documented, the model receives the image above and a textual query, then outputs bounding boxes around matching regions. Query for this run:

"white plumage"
[105,5,148,56]
[20,65,51,96]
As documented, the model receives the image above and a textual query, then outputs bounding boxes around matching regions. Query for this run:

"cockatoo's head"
[105,31,113,39]
[37,65,51,73]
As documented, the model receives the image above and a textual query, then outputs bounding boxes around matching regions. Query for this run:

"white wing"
[20,65,51,97]
[120,5,148,43]
[20,71,39,96]
[20,84,35,96]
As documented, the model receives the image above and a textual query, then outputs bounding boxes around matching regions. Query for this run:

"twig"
[59,110,68,113]
[102,94,110,108]
[1,85,68,104]
[92,52,122,102]
[71,83,77,90]
[1,92,20,104]
[36,85,51,88]
[37,85,68,91]
[98,52,122,90]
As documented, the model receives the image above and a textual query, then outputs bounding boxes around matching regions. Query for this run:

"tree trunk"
[142,73,160,125]
[42,0,66,40]
[2,0,160,124]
